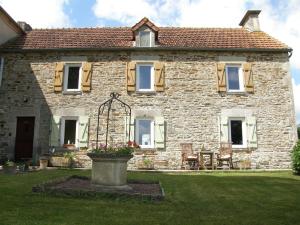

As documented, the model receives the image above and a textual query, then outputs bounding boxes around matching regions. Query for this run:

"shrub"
[292,140,300,174]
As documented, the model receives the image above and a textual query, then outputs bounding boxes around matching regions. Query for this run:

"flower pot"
[87,153,133,186]
[49,156,71,167]
[39,159,48,169]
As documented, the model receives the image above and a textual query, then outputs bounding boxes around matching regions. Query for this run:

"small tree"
[292,140,300,174]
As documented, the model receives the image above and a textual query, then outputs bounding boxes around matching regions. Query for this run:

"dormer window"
[131,17,159,48]
[139,31,151,47]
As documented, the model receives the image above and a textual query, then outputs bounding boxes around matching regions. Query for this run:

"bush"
[292,140,300,174]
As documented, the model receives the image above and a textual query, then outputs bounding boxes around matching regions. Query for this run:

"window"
[228,118,247,148]
[226,65,244,92]
[139,31,151,47]
[63,64,82,91]
[137,64,154,91]
[60,117,78,146]
[0,57,4,87]
[135,119,154,148]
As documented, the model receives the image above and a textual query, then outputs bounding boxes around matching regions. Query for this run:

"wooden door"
[15,117,35,160]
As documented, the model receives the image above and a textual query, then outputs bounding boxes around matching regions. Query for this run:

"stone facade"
[0,50,297,169]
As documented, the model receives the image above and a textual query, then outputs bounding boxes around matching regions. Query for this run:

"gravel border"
[32,175,164,201]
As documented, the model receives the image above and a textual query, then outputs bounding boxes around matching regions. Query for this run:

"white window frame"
[0,57,4,87]
[136,63,154,92]
[139,31,152,47]
[135,118,155,148]
[60,116,79,147]
[228,117,247,148]
[226,64,244,92]
[63,63,82,91]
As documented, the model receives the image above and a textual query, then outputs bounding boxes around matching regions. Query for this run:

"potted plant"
[39,153,50,170]
[138,156,154,170]
[3,160,17,174]
[87,141,138,187]
[63,151,76,168]
[49,151,73,167]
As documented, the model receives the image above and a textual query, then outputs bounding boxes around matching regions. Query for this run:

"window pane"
[67,66,80,89]
[230,120,243,145]
[139,66,151,89]
[140,31,150,47]
[138,120,151,146]
[64,120,77,144]
[227,67,240,90]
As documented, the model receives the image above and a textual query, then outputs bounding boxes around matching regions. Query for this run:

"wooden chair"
[217,143,233,169]
[181,143,199,170]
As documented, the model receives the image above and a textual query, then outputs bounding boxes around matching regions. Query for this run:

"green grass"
[1,170,300,225]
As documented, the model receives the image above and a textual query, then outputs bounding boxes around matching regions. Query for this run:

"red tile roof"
[131,17,159,33]
[0,27,290,51]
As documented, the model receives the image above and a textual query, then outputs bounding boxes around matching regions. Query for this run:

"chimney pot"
[239,10,261,32]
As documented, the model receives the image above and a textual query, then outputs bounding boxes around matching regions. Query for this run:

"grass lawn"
[0,170,300,225]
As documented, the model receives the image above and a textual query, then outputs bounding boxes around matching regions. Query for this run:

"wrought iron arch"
[96,92,131,150]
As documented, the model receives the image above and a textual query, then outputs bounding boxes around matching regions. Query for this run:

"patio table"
[200,151,215,170]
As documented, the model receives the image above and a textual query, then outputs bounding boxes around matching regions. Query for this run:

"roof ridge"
[30,26,245,30]
[159,27,241,29]
[31,27,132,31]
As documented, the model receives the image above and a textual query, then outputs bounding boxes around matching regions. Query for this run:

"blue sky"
[0,0,299,122]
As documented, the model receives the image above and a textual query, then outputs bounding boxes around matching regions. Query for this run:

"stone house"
[0,7,297,169]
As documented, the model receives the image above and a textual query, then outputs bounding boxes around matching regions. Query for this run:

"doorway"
[15,117,35,160]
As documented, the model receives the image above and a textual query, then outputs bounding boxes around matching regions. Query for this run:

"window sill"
[226,91,247,95]
[135,91,156,95]
[134,148,158,155]
[62,91,82,95]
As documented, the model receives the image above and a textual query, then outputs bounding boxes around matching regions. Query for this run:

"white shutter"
[246,116,257,148]
[78,116,89,148]
[125,116,135,143]
[220,116,229,143]
[50,116,61,147]
[155,117,165,149]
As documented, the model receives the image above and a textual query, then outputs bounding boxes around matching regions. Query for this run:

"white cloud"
[0,0,71,28]
[293,79,300,124]
[92,0,156,25]
[92,0,182,26]
[174,0,247,27]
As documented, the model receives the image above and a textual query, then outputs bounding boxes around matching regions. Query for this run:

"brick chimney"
[239,10,261,32]
[17,21,32,32]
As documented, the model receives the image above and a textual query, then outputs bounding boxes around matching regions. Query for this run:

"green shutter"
[50,116,60,147]
[220,116,229,143]
[78,116,89,148]
[155,116,165,149]
[125,116,135,143]
[246,116,257,148]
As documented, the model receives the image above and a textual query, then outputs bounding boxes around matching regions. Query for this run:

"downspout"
[288,49,293,58]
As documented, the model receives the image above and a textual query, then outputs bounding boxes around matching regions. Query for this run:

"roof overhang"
[0,47,292,53]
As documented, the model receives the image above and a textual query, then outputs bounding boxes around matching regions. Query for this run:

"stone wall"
[0,50,297,168]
